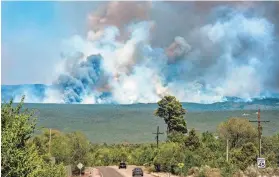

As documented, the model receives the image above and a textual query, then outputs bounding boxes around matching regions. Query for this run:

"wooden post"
[226,139,229,162]
[49,128,51,155]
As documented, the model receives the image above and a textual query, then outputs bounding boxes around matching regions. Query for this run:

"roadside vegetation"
[2,96,279,177]
[1,96,66,177]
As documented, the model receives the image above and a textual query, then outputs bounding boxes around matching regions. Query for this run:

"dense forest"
[2,96,279,177]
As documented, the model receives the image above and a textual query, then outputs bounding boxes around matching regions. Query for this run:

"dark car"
[119,161,127,169]
[132,167,143,177]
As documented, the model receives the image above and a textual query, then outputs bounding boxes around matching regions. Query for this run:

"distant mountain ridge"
[1,84,279,111]
[180,98,279,111]
[1,84,48,102]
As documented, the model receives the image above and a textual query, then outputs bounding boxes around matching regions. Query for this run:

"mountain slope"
[1,84,279,110]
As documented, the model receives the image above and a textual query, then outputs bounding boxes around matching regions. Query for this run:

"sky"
[1,1,279,104]
[1,1,101,85]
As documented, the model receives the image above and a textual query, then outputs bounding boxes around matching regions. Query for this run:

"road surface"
[109,165,154,177]
[98,167,124,177]
[91,166,155,177]
[89,166,176,177]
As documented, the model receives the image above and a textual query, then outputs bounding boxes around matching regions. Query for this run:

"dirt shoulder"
[149,172,180,177]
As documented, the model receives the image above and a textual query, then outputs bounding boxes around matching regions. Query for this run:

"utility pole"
[152,126,164,148]
[249,108,270,157]
[49,128,52,155]
[226,139,229,162]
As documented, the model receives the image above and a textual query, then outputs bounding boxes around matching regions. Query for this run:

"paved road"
[98,167,124,177]
[109,165,154,177]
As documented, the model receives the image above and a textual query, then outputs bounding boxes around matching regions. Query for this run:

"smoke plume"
[12,1,279,104]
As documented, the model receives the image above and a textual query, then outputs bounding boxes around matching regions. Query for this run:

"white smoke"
[14,89,42,103]
[10,2,279,104]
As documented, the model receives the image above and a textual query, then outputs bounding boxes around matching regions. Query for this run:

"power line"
[249,108,270,157]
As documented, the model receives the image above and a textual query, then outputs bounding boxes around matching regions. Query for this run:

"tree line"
[1,96,279,177]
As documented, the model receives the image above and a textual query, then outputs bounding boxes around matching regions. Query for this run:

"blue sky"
[1,1,100,85]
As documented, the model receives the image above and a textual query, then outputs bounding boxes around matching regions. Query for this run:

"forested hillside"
[2,96,279,177]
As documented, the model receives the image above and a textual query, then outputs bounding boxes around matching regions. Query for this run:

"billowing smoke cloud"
[87,1,152,42]
[13,1,279,104]
[166,36,191,63]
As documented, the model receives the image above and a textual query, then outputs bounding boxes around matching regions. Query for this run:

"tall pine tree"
[155,95,187,134]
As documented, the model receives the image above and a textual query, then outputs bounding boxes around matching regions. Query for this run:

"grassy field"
[21,103,279,144]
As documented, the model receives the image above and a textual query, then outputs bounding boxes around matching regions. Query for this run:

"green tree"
[199,131,225,168]
[1,97,41,177]
[132,144,155,166]
[111,146,128,163]
[167,132,186,144]
[261,133,279,167]
[1,97,65,177]
[201,131,223,152]
[92,147,113,166]
[39,163,67,177]
[155,95,187,134]
[32,128,63,156]
[51,131,72,164]
[32,129,91,169]
[217,118,257,149]
[66,132,90,174]
[231,142,258,170]
[183,149,203,173]
[153,142,185,174]
[185,129,201,151]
